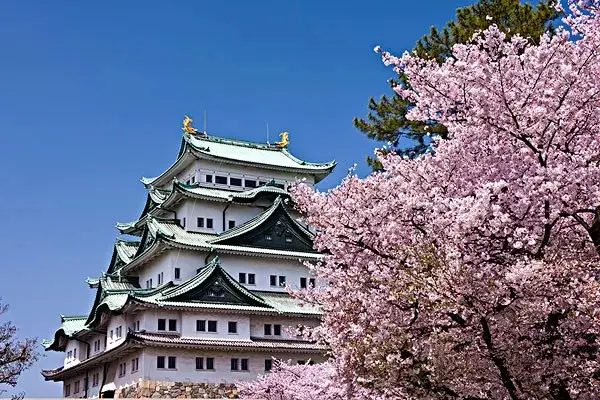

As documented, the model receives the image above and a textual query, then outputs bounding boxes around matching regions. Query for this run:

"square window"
[309,278,316,288]
[228,321,237,334]
[270,275,277,286]
[197,217,204,228]
[265,359,272,371]
[231,358,239,371]
[264,324,272,335]
[245,179,257,188]
[238,273,246,284]
[228,220,236,229]
[279,276,286,286]
[206,175,213,183]
[208,320,217,332]
[274,324,282,336]
[196,320,206,332]
[207,218,214,229]
[300,277,307,289]
[158,319,166,331]
[215,176,228,185]
[230,177,242,186]
[206,357,215,370]
[168,319,177,331]
[241,358,249,371]
[248,273,256,285]
[196,357,204,370]
[168,356,176,369]
[174,268,181,280]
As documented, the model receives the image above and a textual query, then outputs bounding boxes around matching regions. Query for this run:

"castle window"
[274,324,282,336]
[182,217,186,228]
[241,358,249,371]
[215,176,228,185]
[131,357,139,373]
[196,357,204,370]
[174,268,181,280]
[168,356,177,369]
[197,217,204,228]
[157,272,163,285]
[228,321,238,334]
[238,273,246,284]
[157,356,165,369]
[208,320,217,332]
[244,179,257,188]
[248,273,255,285]
[230,177,242,186]
[196,320,206,332]
[228,220,236,229]
[259,181,268,186]
[231,358,239,371]
[206,357,215,370]
[300,277,307,289]
[310,278,316,288]
[191,176,196,184]
[206,218,214,229]
[206,175,213,183]
[264,324,272,335]
[73,348,77,358]
[168,319,177,331]
[270,275,277,286]
[158,319,166,331]
[118,362,126,377]
[265,359,272,371]
[74,380,80,394]
[65,384,71,396]
[278,276,286,286]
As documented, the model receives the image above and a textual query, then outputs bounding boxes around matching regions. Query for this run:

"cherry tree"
[241,1,600,399]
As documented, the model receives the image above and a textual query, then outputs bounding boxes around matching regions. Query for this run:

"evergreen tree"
[354,0,560,169]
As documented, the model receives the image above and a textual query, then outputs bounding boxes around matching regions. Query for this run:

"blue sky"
[0,0,481,396]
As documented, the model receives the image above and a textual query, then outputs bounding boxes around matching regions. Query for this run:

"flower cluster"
[241,1,600,398]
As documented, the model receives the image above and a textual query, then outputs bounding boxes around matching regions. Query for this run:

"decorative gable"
[160,258,271,308]
[212,197,315,252]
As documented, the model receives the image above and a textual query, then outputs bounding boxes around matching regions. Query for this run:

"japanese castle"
[41,119,335,398]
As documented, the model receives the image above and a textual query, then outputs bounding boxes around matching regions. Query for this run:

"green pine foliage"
[354,0,561,170]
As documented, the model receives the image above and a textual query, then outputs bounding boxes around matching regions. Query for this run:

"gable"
[217,205,314,252]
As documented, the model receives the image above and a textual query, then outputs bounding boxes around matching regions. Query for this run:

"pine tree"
[354,0,560,169]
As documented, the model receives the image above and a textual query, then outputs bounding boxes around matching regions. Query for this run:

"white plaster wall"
[87,332,106,357]
[218,254,318,292]
[86,365,104,398]
[140,347,324,383]
[105,314,131,351]
[250,316,321,339]
[139,309,182,334]
[189,159,317,190]
[63,340,86,368]
[137,250,209,289]
[176,199,266,234]
[113,350,144,393]
[62,372,87,398]
[180,312,250,340]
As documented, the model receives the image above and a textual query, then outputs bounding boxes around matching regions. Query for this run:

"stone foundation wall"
[115,380,238,399]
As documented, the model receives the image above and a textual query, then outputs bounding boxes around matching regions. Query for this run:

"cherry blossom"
[242,1,600,398]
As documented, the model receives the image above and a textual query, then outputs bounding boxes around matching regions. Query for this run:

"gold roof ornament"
[275,131,289,148]
[182,115,199,135]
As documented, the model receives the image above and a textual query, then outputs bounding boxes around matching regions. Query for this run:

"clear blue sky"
[0,0,475,396]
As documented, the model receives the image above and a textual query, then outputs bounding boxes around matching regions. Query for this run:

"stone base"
[115,380,238,399]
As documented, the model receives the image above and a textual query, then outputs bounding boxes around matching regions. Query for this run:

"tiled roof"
[42,316,88,350]
[252,291,322,316]
[186,134,336,172]
[115,239,139,264]
[143,134,336,188]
